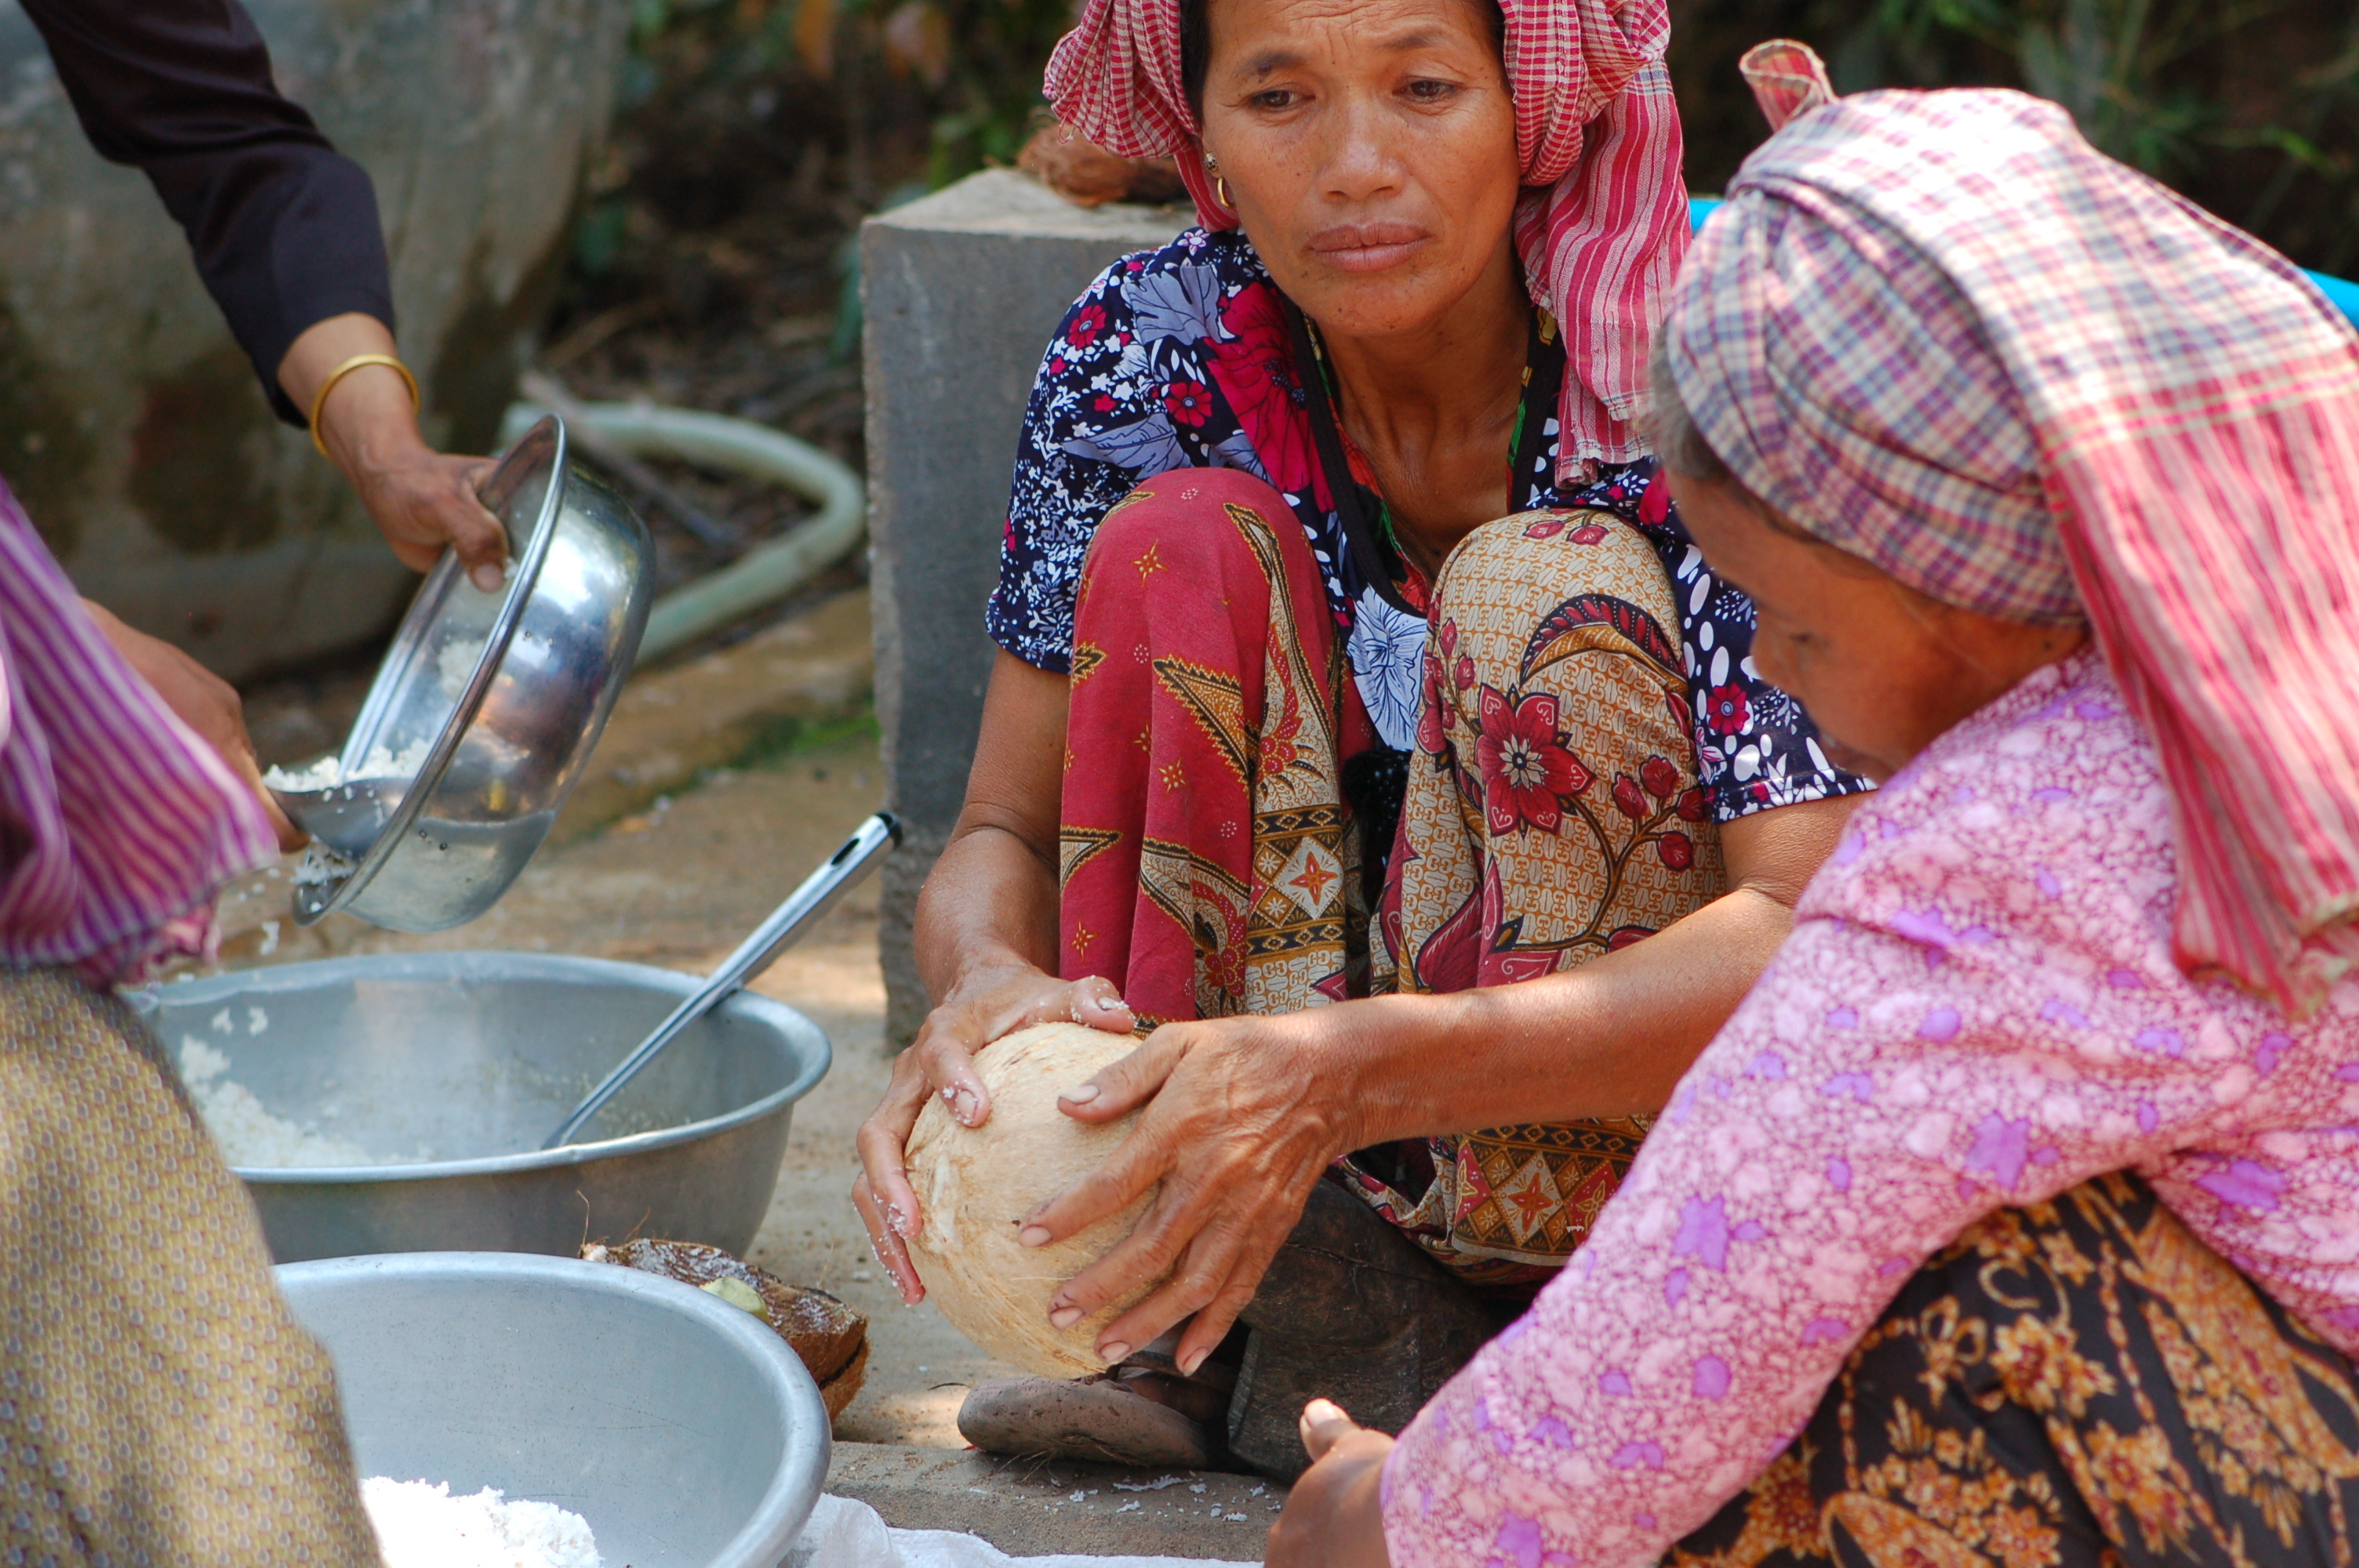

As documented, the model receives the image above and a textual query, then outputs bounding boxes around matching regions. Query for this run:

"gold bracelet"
[307,353,420,457]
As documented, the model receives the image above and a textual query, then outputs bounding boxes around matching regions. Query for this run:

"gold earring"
[1205,156,1232,209]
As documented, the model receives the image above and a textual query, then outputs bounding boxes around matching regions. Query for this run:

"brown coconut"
[903,1022,1165,1377]
[580,1238,871,1419]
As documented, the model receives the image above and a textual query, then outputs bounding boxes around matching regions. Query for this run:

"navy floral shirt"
[988,227,1870,824]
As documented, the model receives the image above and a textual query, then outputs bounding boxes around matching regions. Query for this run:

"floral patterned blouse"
[1383,646,2359,1566]
[987,227,1869,823]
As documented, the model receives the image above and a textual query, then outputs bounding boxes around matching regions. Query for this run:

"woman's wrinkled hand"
[279,312,508,590]
[850,963,1135,1304]
[1017,1006,1358,1374]
[1267,1399,1394,1568]
[81,600,303,851]
[345,446,507,590]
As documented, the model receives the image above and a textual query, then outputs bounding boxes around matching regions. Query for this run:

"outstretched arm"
[22,0,505,584]
[1380,901,2255,1565]
[851,651,1136,1298]
[1027,791,1856,1375]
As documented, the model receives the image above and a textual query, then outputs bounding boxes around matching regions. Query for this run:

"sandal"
[956,1362,1228,1468]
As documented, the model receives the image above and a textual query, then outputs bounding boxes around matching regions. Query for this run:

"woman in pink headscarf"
[1268,51,2359,1568]
[854,0,1869,1477]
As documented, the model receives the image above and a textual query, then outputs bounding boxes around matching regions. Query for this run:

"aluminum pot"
[278,1251,830,1568]
[291,415,652,931]
[145,952,829,1263]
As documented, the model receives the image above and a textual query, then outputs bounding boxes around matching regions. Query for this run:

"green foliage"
[733,701,881,771]
[901,0,1078,187]
[619,0,1067,191]
[1676,0,2359,274]
[605,0,2357,278]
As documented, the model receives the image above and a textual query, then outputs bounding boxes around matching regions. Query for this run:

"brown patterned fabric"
[1346,512,1723,1283]
[0,967,377,1566]
[1667,1171,2359,1568]
[1057,471,1724,1281]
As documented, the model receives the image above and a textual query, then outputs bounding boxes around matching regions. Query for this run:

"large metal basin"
[147,952,830,1263]
[292,416,655,932]
[279,1251,831,1568]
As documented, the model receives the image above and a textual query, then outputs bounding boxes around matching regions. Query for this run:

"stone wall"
[0,0,628,680]
[861,169,1186,1044]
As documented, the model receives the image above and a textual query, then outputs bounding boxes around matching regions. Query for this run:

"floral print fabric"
[987,227,1867,822]
[1383,645,2359,1567]
[1668,1171,2359,1568]
[1341,510,1725,1282]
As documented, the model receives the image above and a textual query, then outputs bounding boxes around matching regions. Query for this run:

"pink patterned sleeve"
[1379,876,2239,1566]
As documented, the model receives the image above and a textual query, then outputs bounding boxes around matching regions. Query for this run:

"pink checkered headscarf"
[1044,0,1688,470]
[1663,67,2359,1011]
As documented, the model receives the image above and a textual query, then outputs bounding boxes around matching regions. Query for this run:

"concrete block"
[862,169,1187,1044]
[826,1440,1282,1559]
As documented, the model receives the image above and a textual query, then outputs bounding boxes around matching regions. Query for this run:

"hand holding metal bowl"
[274,415,652,931]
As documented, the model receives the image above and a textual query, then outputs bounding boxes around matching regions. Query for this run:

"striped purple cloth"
[0,486,278,985]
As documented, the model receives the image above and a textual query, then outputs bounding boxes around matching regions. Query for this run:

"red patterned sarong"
[1059,470,1373,1025]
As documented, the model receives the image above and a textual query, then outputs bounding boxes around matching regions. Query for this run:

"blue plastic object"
[1686,197,2359,331]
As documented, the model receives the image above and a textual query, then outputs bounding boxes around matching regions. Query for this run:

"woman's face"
[1196,0,1521,339]
[1668,472,2085,782]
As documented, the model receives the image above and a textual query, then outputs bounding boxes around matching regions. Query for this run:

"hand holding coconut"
[886,1004,1361,1381]
[897,1023,1158,1375]
[851,961,1136,1305]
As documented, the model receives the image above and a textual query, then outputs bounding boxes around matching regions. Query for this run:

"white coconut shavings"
[293,843,358,887]
[437,637,483,699]
[178,1037,427,1169]
[262,739,433,793]
[260,754,346,792]
[362,1477,601,1568]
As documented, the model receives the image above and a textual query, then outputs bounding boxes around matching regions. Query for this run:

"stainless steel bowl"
[293,415,652,931]
[278,1251,831,1568]
[145,952,830,1263]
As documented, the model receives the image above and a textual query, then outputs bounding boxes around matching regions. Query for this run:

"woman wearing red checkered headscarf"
[852,0,1874,1473]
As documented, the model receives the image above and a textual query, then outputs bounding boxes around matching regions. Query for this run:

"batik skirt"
[1670,1172,2359,1568]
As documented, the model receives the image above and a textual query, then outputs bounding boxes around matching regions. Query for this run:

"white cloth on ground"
[787,1494,1261,1568]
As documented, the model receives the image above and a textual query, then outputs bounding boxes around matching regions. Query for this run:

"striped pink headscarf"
[1663,71,2359,1012]
[0,489,278,986]
[1044,0,1688,472]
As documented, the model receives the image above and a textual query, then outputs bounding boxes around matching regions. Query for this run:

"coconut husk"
[581,1238,868,1418]
[1016,123,1187,209]
[903,1022,1166,1377]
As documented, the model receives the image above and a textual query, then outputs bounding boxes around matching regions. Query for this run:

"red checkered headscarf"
[1044,0,1688,471]
[1664,60,2359,1012]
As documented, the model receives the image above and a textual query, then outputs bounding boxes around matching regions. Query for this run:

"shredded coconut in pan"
[362,1477,601,1568]
[177,1037,431,1168]
[262,739,434,793]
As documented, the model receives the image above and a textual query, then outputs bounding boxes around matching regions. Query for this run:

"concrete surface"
[553,586,876,839]
[861,169,1189,1043]
[828,1443,1281,1559]
[0,0,629,678]
[213,589,1271,1559]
